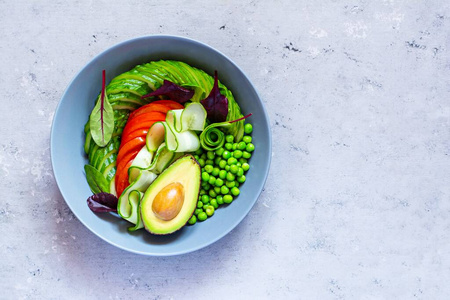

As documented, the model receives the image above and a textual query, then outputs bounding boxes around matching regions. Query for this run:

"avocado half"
[140,155,200,235]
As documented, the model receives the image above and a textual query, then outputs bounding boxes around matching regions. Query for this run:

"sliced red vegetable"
[87,192,118,213]
[121,117,165,143]
[129,100,184,119]
[129,103,179,120]
[117,137,146,163]
[119,129,148,147]
[151,100,185,110]
[200,71,228,123]
[142,80,194,103]
[115,160,135,197]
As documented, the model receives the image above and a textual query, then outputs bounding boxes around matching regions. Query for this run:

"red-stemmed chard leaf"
[200,71,228,123]
[87,192,118,213]
[89,70,114,147]
[141,80,194,104]
[229,113,253,123]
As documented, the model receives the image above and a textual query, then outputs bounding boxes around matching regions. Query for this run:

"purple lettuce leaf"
[141,80,194,104]
[200,71,228,123]
[87,192,118,213]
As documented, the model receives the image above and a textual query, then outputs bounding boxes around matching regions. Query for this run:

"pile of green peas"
[188,123,254,224]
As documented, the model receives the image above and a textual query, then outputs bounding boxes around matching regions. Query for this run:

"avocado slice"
[140,155,200,235]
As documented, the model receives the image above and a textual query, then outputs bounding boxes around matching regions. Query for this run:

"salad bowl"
[51,35,271,255]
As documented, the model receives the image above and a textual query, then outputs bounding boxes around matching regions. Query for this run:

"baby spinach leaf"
[87,192,118,213]
[90,70,114,147]
[84,165,110,194]
[200,71,228,123]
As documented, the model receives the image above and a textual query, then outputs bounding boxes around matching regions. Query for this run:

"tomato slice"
[129,101,183,119]
[116,137,146,163]
[119,129,148,148]
[115,159,135,197]
[147,100,185,110]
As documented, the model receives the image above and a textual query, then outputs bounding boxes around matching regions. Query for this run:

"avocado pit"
[152,182,185,221]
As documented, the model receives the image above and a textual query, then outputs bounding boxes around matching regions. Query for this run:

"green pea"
[202,182,210,190]
[188,215,197,225]
[236,168,244,177]
[205,165,214,173]
[220,186,229,194]
[226,180,236,188]
[207,151,215,160]
[230,164,239,174]
[243,136,252,144]
[198,158,205,167]
[217,195,224,205]
[214,186,221,194]
[210,199,218,209]
[225,143,232,150]
[227,157,238,165]
[200,153,207,160]
[234,180,239,187]
[223,195,233,204]
[219,170,227,179]
[237,141,246,150]
[194,148,203,155]
[226,172,235,181]
[205,205,215,217]
[214,156,222,165]
[215,178,224,187]
[208,176,216,185]
[197,201,203,208]
[225,135,234,143]
[201,195,210,204]
[222,151,231,159]
[202,172,210,182]
[194,155,200,160]
[219,160,227,169]
[237,175,246,183]
[199,189,206,195]
[225,165,230,171]
[231,187,240,196]
[244,123,253,134]
[212,167,220,177]
[205,159,214,166]
[232,150,242,159]
[239,158,248,164]
[232,143,238,151]
[243,151,251,159]
[245,143,255,152]
[242,163,250,171]
[215,148,224,156]
[198,212,207,221]
[236,162,241,167]
[195,208,203,215]
[209,189,217,198]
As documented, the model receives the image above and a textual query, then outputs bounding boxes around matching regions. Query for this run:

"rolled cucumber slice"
[145,103,206,153]
[117,170,157,228]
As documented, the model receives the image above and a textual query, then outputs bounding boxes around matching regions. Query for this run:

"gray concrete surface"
[1,1,449,299]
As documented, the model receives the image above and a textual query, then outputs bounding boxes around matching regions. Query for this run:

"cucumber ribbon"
[117,103,206,231]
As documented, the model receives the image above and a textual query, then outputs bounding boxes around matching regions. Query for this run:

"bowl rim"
[50,35,272,256]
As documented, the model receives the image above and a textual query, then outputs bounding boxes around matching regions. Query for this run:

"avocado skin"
[140,155,201,235]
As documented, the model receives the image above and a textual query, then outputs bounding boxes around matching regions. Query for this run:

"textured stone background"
[1,1,449,299]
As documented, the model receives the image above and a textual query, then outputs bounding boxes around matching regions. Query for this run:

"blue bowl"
[51,35,271,256]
